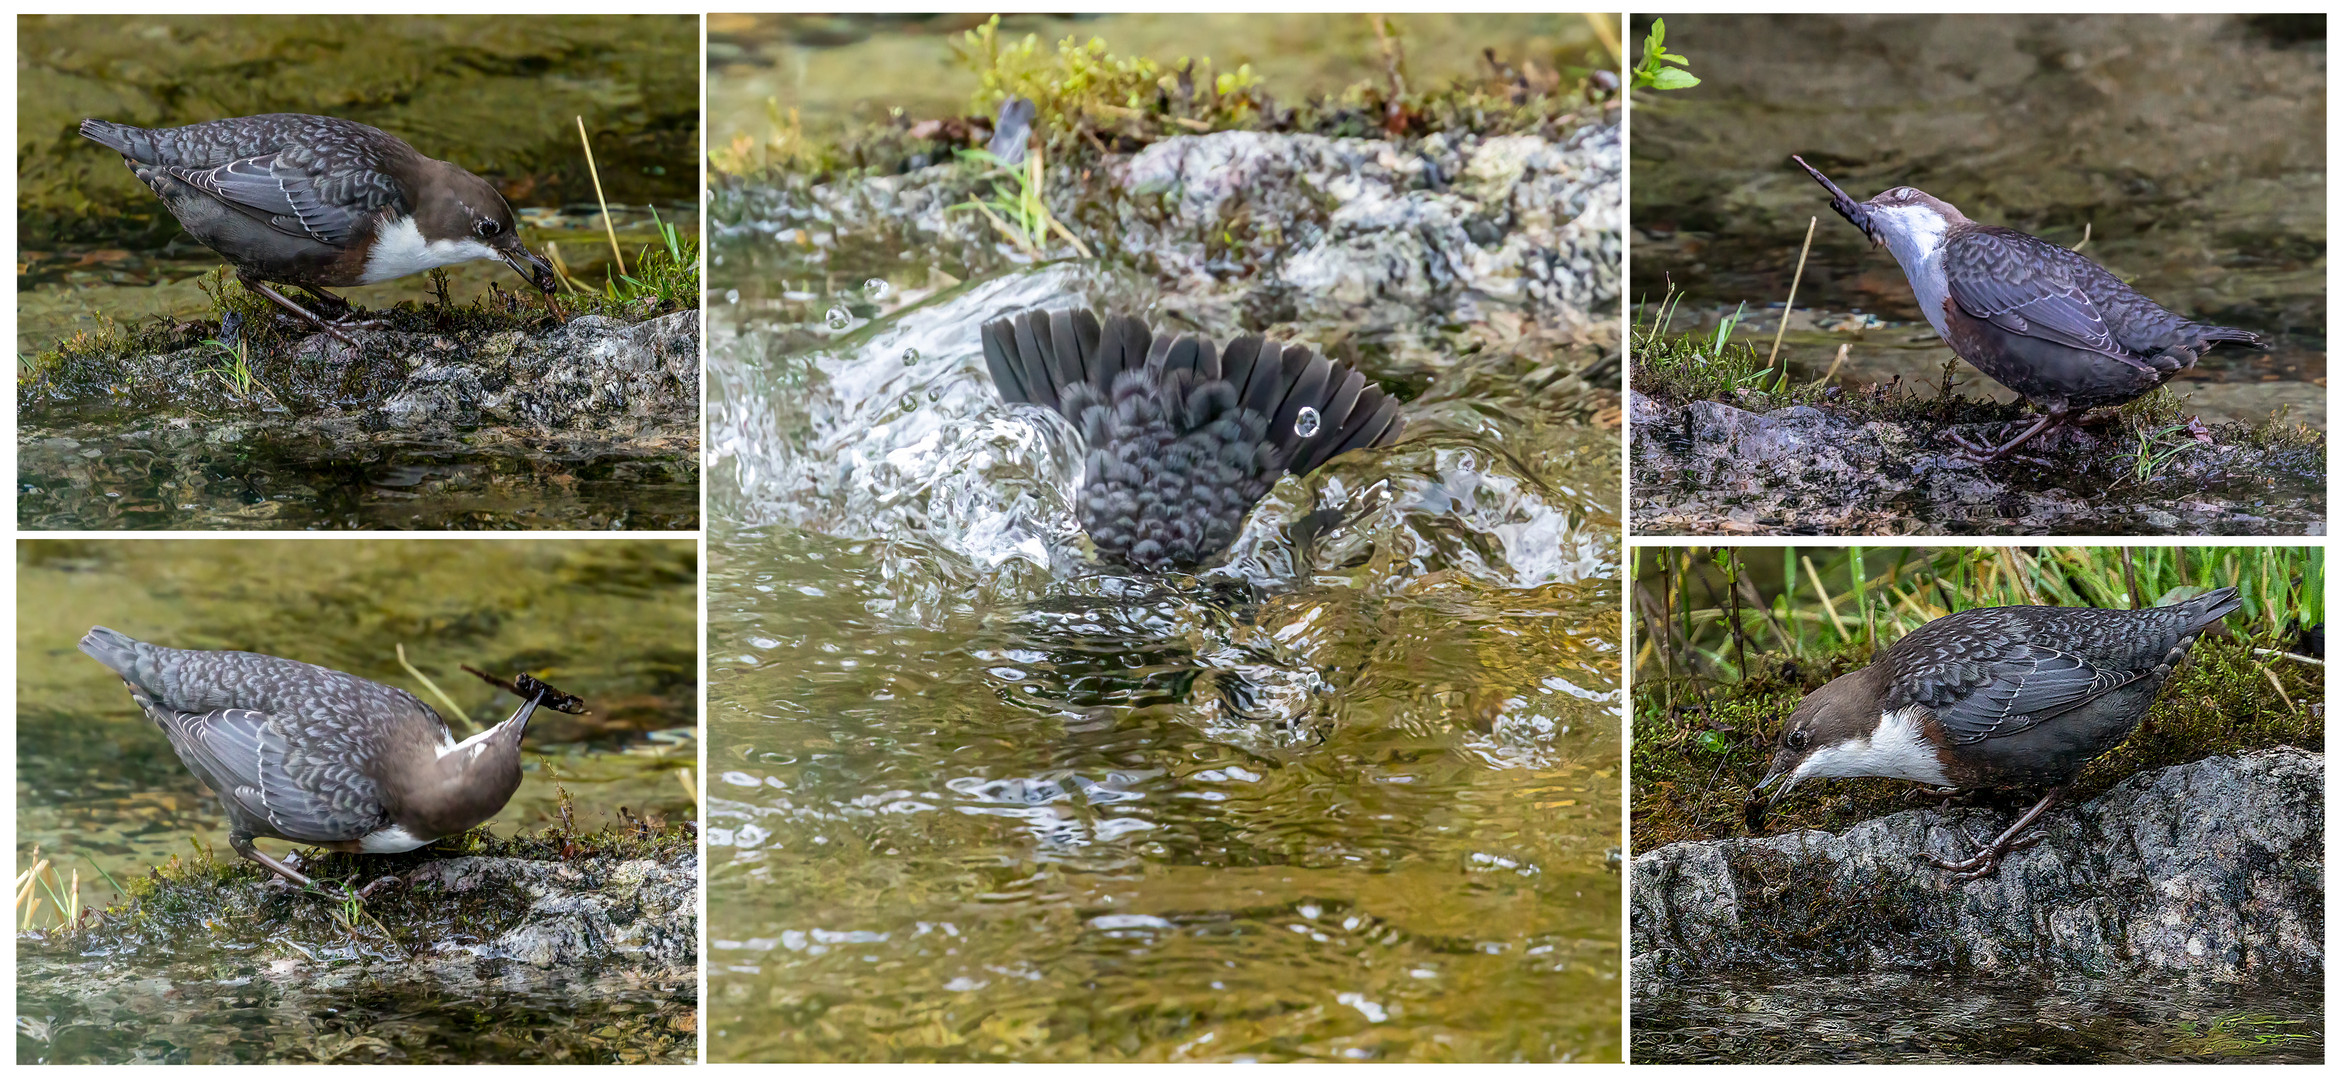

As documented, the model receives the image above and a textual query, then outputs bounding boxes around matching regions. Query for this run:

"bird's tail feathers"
[2196,324,2271,351]
[2175,586,2244,633]
[78,118,150,159]
[982,306,1404,478]
[77,626,144,679]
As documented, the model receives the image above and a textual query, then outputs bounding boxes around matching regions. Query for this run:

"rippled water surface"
[1635,972,2323,1064]
[706,240,1621,1061]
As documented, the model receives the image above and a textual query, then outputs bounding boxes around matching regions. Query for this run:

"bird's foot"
[1948,415,2063,464]
[1916,823,2045,879]
[354,875,403,900]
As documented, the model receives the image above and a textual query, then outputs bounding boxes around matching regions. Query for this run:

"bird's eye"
[476,219,502,238]
[1786,729,1809,750]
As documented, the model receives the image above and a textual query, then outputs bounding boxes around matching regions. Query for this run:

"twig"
[1803,555,1848,639]
[1809,343,1849,388]
[577,116,626,279]
[2255,662,2295,712]
[2119,548,2143,609]
[969,199,1041,258]
[2071,222,2091,253]
[1581,12,1622,65]
[2253,648,2324,667]
[1767,216,1817,376]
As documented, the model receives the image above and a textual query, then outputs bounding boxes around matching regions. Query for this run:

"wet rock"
[22,310,700,437]
[1631,749,2324,988]
[17,312,703,530]
[1113,126,1620,332]
[1630,392,2326,535]
[712,122,1620,377]
[15,842,697,1064]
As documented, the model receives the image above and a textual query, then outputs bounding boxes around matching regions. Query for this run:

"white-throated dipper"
[79,627,572,891]
[81,113,558,346]
[1792,156,2268,461]
[982,307,1405,571]
[1748,586,2239,879]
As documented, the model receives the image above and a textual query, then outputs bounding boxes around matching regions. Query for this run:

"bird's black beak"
[498,243,559,295]
[1745,765,1791,833]
[1792,155,1880,246]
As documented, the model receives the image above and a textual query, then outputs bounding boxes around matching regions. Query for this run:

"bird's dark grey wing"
[1945,229,2153,371]
[163,152,398,247]
[1926,646,2147,744]
[160,707,379,843]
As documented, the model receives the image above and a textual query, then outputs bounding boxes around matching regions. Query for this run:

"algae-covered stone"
[1631,749,2325,986]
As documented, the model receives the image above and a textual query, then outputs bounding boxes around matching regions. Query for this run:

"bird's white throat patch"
[436,716,513,760]
[358,825,433,853]
[1870,203,1954,341]
[1792,705,1950,786]
[361,214,501,284]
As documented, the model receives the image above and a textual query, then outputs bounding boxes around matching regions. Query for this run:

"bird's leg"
[232,831,318,890]
[1949,411,2064,463]
[355,875,403,899]
[237,274,359,347]
[1917,785,2065,879]
[295,285,390,331]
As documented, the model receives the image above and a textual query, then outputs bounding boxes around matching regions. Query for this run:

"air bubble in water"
[1294,406,1322,438]
[724,289,740,305]
[825,307,851,330]
[901,347,920,365]
[863,278,891,299]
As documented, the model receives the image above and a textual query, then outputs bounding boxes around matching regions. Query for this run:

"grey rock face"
[15,846,698,1063]
[1113,126,1620,331]
[715,124,1620,364]
[22,310,699,440]
[405,854,697,969]
[1630,392,2326,536]
[1631,749,2323,988]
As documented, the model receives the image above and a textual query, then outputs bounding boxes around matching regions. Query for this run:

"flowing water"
[1635,972,2323,1064]
[704,168,1623,1059]
[1628,14,2326,431]
[12,538,699,1062]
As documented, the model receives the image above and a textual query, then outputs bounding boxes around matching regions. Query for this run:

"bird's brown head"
[412,160,558,294]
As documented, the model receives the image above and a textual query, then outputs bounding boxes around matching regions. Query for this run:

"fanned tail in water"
[981,307,1403,570]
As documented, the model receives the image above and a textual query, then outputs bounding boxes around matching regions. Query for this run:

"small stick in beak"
[462,664,589,714]
[1790,154,1877,242]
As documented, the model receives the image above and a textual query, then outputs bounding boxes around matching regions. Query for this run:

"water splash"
[824,306,851,330]
[1294,405,1322,438]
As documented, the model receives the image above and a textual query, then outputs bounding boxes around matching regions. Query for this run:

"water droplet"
[863,278,891,299]
[724,289,740,305]
[1294,406,1322,438]
[900,396,917,412]
[825,307,850,330]
[901,347,920,365]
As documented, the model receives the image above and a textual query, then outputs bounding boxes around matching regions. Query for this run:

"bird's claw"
[355,875,402,899]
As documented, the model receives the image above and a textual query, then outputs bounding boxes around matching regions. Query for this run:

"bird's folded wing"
[1946,231,2156,372]
[165,154,394,247]
[1933,646,2145,744]
[162,707,371,843]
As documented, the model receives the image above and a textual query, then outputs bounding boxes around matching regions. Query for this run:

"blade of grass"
[577,116,627,280]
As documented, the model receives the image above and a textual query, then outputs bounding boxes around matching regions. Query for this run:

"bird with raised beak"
[1792,155,2266,462]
